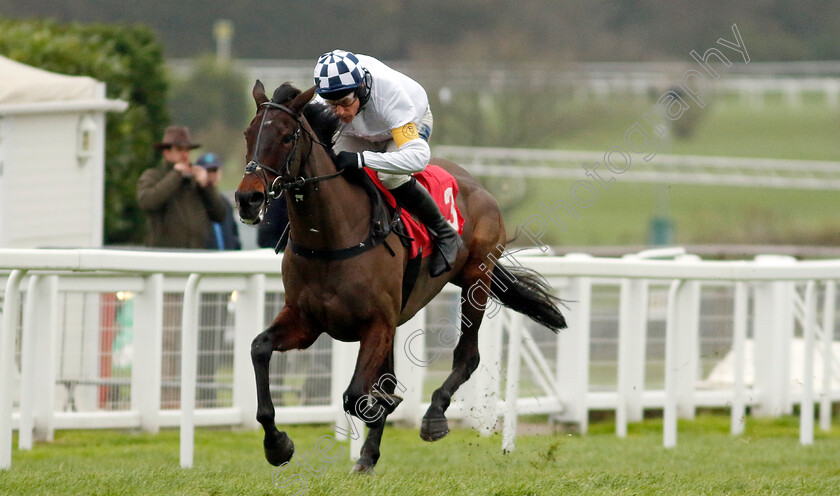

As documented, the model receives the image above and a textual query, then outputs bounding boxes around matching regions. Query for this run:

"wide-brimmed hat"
[154,125,201,150]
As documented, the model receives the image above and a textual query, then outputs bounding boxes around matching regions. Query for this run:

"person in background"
[196,152,241,250]
[137,126,227,249]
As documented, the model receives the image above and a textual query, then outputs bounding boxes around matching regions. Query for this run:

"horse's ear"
[253,80,268,107]
[288,85,316,115]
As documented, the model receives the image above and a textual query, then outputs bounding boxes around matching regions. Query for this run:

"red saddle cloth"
[364,165,465,259]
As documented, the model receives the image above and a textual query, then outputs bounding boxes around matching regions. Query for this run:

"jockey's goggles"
[324,94,358,109]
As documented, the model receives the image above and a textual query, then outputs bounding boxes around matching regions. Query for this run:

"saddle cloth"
[364,165,465,259]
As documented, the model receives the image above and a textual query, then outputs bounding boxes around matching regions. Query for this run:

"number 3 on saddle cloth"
[365,164,466,261]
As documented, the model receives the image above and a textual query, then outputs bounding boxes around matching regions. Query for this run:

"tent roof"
[0,55,99,105]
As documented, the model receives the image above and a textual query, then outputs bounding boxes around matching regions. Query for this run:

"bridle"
[244,101,341,200]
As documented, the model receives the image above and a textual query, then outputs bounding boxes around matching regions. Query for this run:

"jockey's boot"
[390,177,463,277]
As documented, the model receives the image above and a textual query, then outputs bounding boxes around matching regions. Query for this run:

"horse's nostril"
[249,192,265,209]
[235,190,265,218]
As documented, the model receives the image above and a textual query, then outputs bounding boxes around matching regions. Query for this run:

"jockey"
[314,49,463,277]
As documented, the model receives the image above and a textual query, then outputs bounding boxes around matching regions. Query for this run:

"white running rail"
[2,248,839,469]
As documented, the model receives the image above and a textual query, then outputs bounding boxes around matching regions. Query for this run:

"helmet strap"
[357,70,373,110]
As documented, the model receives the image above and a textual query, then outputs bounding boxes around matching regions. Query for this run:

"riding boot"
[390,177,463,277]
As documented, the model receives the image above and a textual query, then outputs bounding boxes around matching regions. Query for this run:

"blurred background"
[2,0,839,249]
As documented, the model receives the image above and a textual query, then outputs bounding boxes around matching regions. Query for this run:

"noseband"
[245,101,341,200]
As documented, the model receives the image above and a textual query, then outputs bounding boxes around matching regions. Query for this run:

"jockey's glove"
[334,151,365,172]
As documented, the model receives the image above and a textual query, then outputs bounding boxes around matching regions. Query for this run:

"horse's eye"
[281,134,293,145]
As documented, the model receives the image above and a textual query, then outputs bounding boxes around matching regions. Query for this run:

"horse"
[235,81,567,474]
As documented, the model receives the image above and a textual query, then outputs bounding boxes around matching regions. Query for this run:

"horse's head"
[235,80,315,224]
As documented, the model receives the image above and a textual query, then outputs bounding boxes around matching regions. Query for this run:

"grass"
[546,93,840,161]
[504,179,840,247]
[2,415,839,495]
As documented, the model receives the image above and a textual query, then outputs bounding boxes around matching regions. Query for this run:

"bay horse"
[235,81,567,473]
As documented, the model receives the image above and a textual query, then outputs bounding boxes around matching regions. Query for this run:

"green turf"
[2,415,839,495]
[547,93,840,161]
[504,179,840,247]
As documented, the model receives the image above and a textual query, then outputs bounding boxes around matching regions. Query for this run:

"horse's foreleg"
[252,331,293,466]
[421,280,488,442]
[252,307,317,466]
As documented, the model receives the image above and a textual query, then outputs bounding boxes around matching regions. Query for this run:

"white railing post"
[502,309,522,453]
[663,279,684,448]
[29,275,58,443]
[820,280,836,432]
[731,282,749,436]
[616,274,649,437]
[675,255,702,420]
[800,281,817,445]
[180,273,201,468]
[18,275,40,450]
[331,339,361,460]
[394,308,426,427]
[752,255,796,417]
[1,269,26,470]
[554,255,592,434]
[132,273,164,433]
[233,274,265,429]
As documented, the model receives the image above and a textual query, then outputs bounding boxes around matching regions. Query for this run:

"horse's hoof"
[350,463,376,475]
[420,417,449,442]
[264,431,295,466]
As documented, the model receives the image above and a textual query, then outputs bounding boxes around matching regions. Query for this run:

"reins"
[245,101,341,199]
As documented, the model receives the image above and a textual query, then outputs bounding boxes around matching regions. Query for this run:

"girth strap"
[282,169,414,262]
[286,229,391,261]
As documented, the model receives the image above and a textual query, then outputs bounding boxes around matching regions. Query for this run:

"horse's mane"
[271,82,339,148]
[302,102,340,147]
[271,82,369,187]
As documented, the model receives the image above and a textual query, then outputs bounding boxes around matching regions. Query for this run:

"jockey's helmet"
[313,50,365,100]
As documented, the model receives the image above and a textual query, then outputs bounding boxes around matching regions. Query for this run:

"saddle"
[362,165,464,260]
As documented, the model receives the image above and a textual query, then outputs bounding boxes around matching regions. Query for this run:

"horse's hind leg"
[252,307,318,466]
[421,268,491,441]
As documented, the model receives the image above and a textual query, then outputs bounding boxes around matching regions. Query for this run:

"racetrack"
[3,415,838,495]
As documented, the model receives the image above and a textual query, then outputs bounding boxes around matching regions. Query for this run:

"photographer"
[137,126,226,249]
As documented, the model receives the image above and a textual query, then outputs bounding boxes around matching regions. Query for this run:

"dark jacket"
[205,196,242,250]
[137,162,227,249]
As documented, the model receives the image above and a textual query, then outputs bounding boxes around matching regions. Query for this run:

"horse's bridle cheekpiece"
[245,101,340,200]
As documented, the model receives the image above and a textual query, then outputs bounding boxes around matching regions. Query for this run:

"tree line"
[1,0,839,62]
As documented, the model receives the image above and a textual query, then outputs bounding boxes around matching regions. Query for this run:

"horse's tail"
[490,262,567,333]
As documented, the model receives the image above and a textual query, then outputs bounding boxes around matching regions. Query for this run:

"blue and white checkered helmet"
[313,50,365,96]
